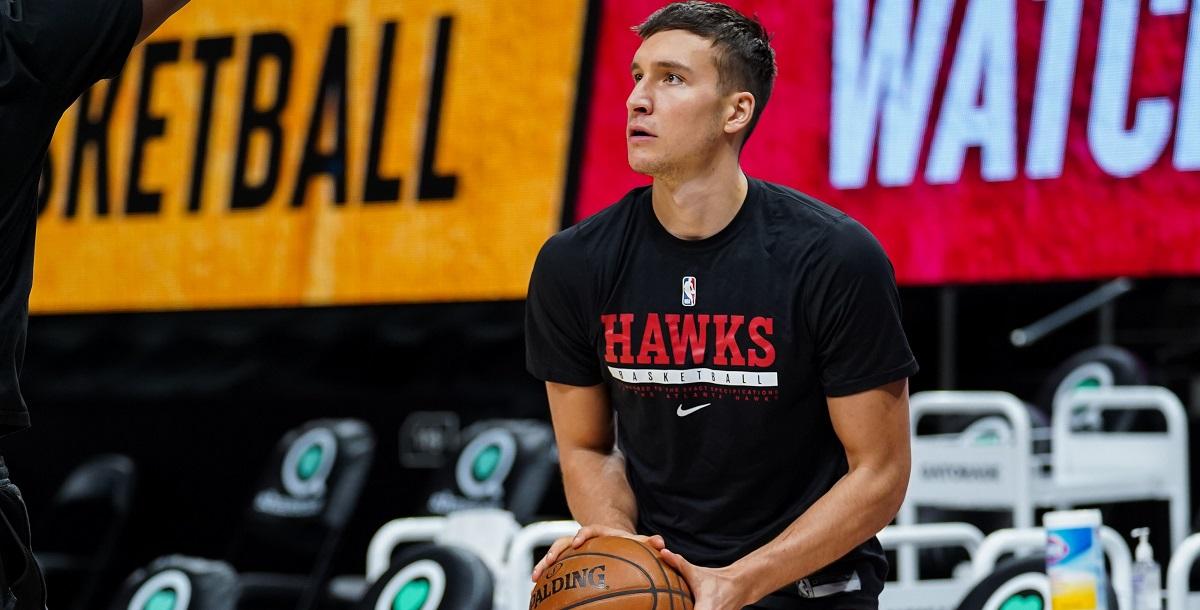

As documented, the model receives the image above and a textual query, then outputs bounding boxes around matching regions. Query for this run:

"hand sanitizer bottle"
[1131,528,1162,610]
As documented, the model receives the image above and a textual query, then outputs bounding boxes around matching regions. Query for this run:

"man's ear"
[723,91,755,136]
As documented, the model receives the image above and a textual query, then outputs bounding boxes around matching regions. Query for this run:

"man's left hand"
[660,548,752,610]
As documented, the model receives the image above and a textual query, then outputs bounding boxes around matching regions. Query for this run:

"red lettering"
[748,317,776,367]
[636,313,670,365]
[665,313,709,365]
[602,313,635,364]
[712,314,746,366]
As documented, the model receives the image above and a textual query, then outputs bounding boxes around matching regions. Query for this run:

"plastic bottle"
[1044,509,1107,610]
[1130,528,1162,610]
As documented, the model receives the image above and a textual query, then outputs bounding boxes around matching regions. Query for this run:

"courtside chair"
[421,419,557,524]
[108,555,238,610]
[324,418,555,609]
[111,418,375,610]
[35,453,137,610]
[354,543,493,610]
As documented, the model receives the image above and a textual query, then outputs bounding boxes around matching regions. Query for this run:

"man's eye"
[633,73,643,82]
[665,73,682,83]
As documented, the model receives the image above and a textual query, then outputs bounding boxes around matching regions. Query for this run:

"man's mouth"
[628,128,656,140]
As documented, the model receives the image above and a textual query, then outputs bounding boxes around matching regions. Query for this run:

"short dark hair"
[636,1,777,146]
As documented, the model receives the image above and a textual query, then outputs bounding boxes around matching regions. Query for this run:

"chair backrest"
[877,524,984,610]
[37,454,137,609]
[231,418,375,574]
[969,526,1132,610]
[37,454,137,553]
[1035,345,1147,417]
[1052,386,1187,482]
[108,555,238,610]
[504,520,579,610]
[357,543,493,610]
[364,508,521,609]
[953,556,1052,610]
[424,419,555,523]
[905,392,1034,514]
[1165,532,1200,610]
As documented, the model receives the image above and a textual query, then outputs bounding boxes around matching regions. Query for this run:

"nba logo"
[682,276,696,307]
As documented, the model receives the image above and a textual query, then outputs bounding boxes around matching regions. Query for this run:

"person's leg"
[0,457,46,610]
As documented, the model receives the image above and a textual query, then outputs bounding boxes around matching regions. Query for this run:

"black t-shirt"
[0,0,142,435]
[525,177,918,586]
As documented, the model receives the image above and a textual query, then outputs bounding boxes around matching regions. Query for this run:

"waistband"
[768,568,862,600]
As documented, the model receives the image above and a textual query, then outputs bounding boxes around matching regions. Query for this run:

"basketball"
[529,536,694,610]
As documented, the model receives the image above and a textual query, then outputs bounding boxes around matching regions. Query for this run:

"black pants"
[0,458,45,610]
[746,591,878,610]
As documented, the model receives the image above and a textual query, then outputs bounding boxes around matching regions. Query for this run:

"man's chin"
[627,155,660,177]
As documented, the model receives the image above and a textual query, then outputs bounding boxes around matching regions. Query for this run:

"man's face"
[626,30,729,177]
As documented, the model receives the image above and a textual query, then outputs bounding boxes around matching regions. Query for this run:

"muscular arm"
[530,381,665,582]
[138,0,190,44]
[662,379,911,608]
[545,381,637,531]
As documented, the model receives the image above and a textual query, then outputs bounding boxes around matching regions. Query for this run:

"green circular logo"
[1075,377,1101,390]
[976,430,1000,446]
[999,593,1043,610]
[393,578,431,610]
[471,445,502,482]
[143,589,178,610]
[297,444,324,481]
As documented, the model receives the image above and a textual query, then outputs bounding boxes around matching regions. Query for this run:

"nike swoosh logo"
[676,403,712,417]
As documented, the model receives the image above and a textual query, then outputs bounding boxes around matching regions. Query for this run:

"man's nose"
[627,85,651,115]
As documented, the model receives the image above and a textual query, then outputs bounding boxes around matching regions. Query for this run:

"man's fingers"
[644,534,666,550]
[573,525,615,547]
[535,530,671,582]
[659,549,692,579]
[531,536,575,581]
[572,525,593,547]
[659,548,677,566]
[535,526,608,579]
[538,527,669,582]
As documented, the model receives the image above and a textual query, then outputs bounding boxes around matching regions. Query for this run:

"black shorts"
[745,590,878,610]
[745,565,880,610]
[0,457,46,610]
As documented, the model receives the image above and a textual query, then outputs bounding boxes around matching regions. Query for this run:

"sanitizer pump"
[1131,528,1162,610]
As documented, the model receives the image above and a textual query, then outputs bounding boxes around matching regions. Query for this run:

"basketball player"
[525,3,917,609]
[0,0,189,605]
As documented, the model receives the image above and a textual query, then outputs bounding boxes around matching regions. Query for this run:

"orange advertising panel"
[33,0,588,312]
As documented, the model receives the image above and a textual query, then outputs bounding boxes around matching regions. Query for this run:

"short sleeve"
[13,0,142,101]
[525,230,603,387]
[804,218,918,397]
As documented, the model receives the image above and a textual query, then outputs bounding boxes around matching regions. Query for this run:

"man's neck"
[650,156,748,241]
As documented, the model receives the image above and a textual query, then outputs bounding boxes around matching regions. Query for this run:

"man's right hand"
[530,525,666,582]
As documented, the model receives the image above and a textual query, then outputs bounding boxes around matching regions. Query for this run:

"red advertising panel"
[576,0,1200,284]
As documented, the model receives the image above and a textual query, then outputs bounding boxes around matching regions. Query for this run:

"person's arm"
[138,0,190,43]
[530,381,665,581]
[660,379,911,610]
[547,381,637,529]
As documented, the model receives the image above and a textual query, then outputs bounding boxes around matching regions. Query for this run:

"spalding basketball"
[529,536,694,610]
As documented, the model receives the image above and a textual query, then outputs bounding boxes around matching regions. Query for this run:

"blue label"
[1046,527,1094,567]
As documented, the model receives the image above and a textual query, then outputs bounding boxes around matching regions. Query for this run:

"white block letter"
[926,0,1018,184]
[1175,3,1200,170]
[1027,0,1083,179]
[830,0,955,188]
[1088,0,1177,177]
